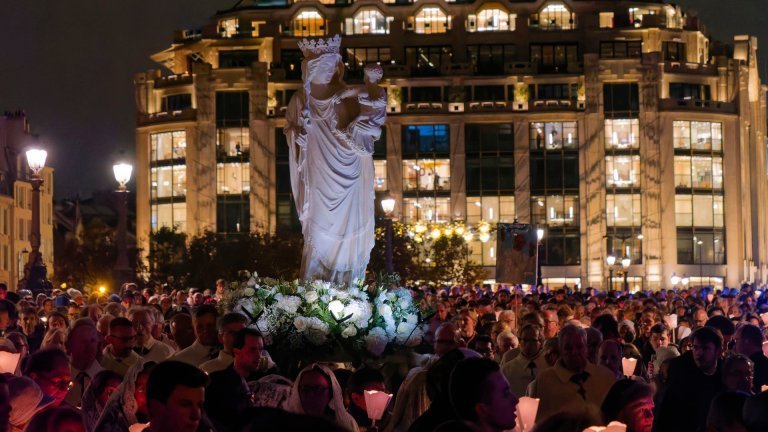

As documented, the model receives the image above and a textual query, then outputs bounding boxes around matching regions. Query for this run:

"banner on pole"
[496,223,537,285]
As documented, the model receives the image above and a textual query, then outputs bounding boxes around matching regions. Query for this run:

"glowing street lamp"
[534,228,545,289]
[113,162,133,286]
[380,194,396,275]
[22,148,48,293]
[606,254,616,292]
[621,257,631,291]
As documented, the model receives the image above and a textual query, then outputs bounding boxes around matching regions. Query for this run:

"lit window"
[529,122,578,150]
[217,127,249,157]
[374,160,387,191]
[150,131,187,161]
[599,12,614,29]
[152,203,187,232]
[675,195,724,227]
[402,159,451,192]
[217,163,250,195]
[468,5,515,32]
[605,155,640,187]
[410,7,451,34]
[219,18,238,38]
[466,196,515,223]
[673,121,722,151]
[533,2,575,30]
[151,165,187,199]
[604,119,639,150]
[402,197,450,223]
[292,9,326,37]
[531,195,578,227]
[345,7,393,35]
[606,194,641,226]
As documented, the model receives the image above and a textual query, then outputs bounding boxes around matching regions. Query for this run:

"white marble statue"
[285,35,387,284]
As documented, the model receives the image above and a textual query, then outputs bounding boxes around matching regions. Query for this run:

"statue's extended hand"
[334,87,359,104]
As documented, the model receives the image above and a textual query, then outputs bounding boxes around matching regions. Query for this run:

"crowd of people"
[0,279,767,432]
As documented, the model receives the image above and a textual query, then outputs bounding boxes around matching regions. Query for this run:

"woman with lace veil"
[286,363,359,431]
[81,369,122,432]
[92,360,155,432]
[285,35,385,285]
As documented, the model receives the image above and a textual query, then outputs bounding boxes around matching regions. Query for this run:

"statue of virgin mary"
[284,35,386,284]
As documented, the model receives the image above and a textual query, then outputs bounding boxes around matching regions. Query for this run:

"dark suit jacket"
[204,364,253,432]
[654,351,724,432]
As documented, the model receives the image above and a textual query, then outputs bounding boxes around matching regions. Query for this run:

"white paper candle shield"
[761,385,768,393]
[364,390,392,421]
[622,357,637,377]
[582,421,628,432]
[664,314,678,329]
[516,396,540,432]
[760,312,768,326]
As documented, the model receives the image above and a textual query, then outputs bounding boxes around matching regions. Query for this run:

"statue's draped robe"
[285,87,385,284]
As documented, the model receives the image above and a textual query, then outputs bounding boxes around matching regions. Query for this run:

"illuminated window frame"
[292,8,326,37]
[345,7,393,35]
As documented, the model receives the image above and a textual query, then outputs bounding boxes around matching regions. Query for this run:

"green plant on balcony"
[387,87,402,107]
[514,83,529,103]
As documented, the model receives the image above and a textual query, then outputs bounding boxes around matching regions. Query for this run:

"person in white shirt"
[200,312,247,373]
[128,307,174,363]
[172,305,219,367]
[100,317,141,377]
[64,318,103,407]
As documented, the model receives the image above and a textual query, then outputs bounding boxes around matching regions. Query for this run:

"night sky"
[0,0,764,199]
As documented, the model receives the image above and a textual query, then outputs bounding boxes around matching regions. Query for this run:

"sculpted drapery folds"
[285,35,387,284]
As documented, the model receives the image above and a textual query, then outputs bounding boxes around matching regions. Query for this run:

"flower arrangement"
[218,272,427,364]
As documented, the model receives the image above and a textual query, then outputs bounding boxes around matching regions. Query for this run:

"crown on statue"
[298,34,342,59]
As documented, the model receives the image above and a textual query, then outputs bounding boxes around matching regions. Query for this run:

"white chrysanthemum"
[342,300,371,329]
[328,300,345,319]
[365,327,389,356]
[275,294,302,315]
[304,291,319,303]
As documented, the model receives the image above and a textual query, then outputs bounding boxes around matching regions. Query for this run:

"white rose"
[294,317,307,332]
[377,304,393,318]
[305,291,319,303]
[329,300,345,319]
[341,325,357,338]
[398,297,411,309]
[406,314,418,325]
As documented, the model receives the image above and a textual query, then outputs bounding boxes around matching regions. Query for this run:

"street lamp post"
[697,239,704,288]
[606,254,616,292]
[621,256,631,292]
[113,163,133,287]
[22,149,48,294]
[535,228,545,289]
[380,195,396,275]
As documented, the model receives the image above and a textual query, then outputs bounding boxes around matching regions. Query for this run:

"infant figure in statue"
[284,35,386,285]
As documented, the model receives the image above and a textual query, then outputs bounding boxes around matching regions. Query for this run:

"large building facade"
[135,0,768,290]
[0,113,55,289]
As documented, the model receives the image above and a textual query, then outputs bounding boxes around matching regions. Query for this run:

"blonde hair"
[41,328,67,350]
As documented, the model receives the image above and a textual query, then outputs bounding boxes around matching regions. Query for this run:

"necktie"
[75,372,88,400]
[570,371,590,400]
[527,361,537,378]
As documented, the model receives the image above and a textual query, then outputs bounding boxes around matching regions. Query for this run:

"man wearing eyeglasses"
[25,348,72,407]
[100,317,140,377]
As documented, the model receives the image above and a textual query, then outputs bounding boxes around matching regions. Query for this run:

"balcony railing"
[659,99,736,114]
[664,61,717,76]
[138,108,197,126]
[154,73,194,89]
